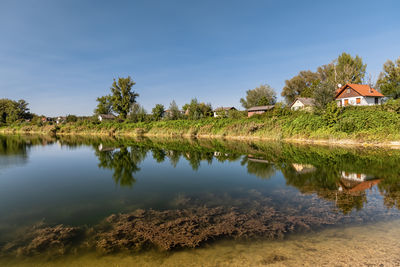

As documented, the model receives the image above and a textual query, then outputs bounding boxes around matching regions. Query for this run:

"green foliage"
[128,103,148,123]
[282,52,366,103]
[152,104,165,121]
[110,76,139,119]
[0,98,31,124]
[314,81,336,110]
[324,101,341,126]
[376,57,400,99]
[166,100,182,120]
[240,84,276,109]
[66,114,78,123]
[94,95,113,115]
[182,99,213,120]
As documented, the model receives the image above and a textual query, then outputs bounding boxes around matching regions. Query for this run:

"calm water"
[0,134,400,266]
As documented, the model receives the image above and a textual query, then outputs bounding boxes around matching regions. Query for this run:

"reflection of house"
[247,105,274,117]
[56,116,66,124]
[290,98,315,111]
[98,114,116,122]
[247,155,270,164]
[98,144,115,152]
[335,84,384,107]
[291,163,316,174]
[214,151,230,157]
[213,107,236,117]
[338,171,381,193]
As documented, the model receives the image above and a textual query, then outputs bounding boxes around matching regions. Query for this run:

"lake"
[0,134,399,266]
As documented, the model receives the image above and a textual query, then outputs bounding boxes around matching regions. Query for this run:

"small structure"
[56,116,66,124]
[290,97,315,111]
[247,105,274,117]
[335,84,384,107]
[213,107,236,117]
[98,114,116,122]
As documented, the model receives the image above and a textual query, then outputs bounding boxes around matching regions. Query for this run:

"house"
[98,114,116,122]
[290,97,315,111]
[247,105,274,117]
[56,116,66,124]
[213,107,236,117]
[335,84,384,107]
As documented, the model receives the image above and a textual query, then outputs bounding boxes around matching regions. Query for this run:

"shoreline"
[2,128,400,149]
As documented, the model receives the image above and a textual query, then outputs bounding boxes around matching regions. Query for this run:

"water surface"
[0,134,399,265]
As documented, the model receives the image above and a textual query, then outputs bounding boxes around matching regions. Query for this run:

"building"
[213,107,236,117]
[98,114,116,122]
[335,84,384,107]
[247,105,274,117]
[290,97,315,111]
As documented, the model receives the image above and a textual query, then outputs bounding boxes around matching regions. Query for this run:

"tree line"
[94,53,400,121]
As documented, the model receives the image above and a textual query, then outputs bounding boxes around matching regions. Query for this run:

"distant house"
[98,114,116,122]
[247,105,274,117]
[56,116,66,124]
[335,84,384,107]
[213,107,236,117]
[290,97,315,111]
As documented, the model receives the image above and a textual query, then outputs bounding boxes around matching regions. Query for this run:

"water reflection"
[1,134,400,213]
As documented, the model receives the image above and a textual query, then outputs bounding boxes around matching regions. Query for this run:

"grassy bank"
[1,105,400,146]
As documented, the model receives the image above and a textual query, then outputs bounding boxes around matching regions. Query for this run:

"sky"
[0,0,399,116]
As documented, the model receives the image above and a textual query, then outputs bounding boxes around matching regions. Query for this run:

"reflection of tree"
[182,151,213,171]
[95,146,147,187]
[152,148,166,163]
[378,178,400,209]
[241,156,276,179]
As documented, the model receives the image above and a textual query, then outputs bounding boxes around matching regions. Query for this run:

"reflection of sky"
[0,143,286,230]
[0,155,28,171]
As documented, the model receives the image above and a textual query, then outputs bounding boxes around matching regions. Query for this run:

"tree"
[152,104,165,121]
[282,53,367,103]
[129,103,147,122]
[167,100,182,120]
[183,99,213,120]
[110,76,139,119]
[376,57,400,99]
[240,84,276,109]
[282,71,320,103]
[94,95,113,115]
[0,98,31,124]
[66,114,78,123]
[313,81,336,110]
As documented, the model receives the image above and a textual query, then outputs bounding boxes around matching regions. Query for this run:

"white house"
[335,84,384,107]
[98,114,116,122]
[290,97,315,111]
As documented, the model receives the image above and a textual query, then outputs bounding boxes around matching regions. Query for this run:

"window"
[347,89,350,93]
[356,98,361,104]
[344,99,349,106]
[375,97,379,104]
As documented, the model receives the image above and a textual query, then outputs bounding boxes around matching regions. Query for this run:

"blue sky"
[1,0,399,116]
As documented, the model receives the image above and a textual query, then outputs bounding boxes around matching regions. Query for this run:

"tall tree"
[376,57,400,98]
[282,53,366,103]
[167,100,181,120]
[281,71,320,103]
[152,104,165,121]
[313,81,336,110]
[110,76,139,119]
[94,95,113,115]
[240,84,276,109]
[183,98,213,120]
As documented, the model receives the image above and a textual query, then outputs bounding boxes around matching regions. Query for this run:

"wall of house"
[336,96,382,107]
[247,110,265,117]
[291,100,304,111]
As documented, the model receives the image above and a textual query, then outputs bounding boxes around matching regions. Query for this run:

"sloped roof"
[336,84,384,98]
[214,107,236,111]
[290,97,315,107]
[247,105,275,112]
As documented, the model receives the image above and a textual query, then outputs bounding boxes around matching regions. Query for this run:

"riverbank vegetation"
[1,53,400,144]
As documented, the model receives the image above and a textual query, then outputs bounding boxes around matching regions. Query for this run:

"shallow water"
[0,134,399,265]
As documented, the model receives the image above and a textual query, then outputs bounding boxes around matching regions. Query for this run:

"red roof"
[336,84,384,98]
